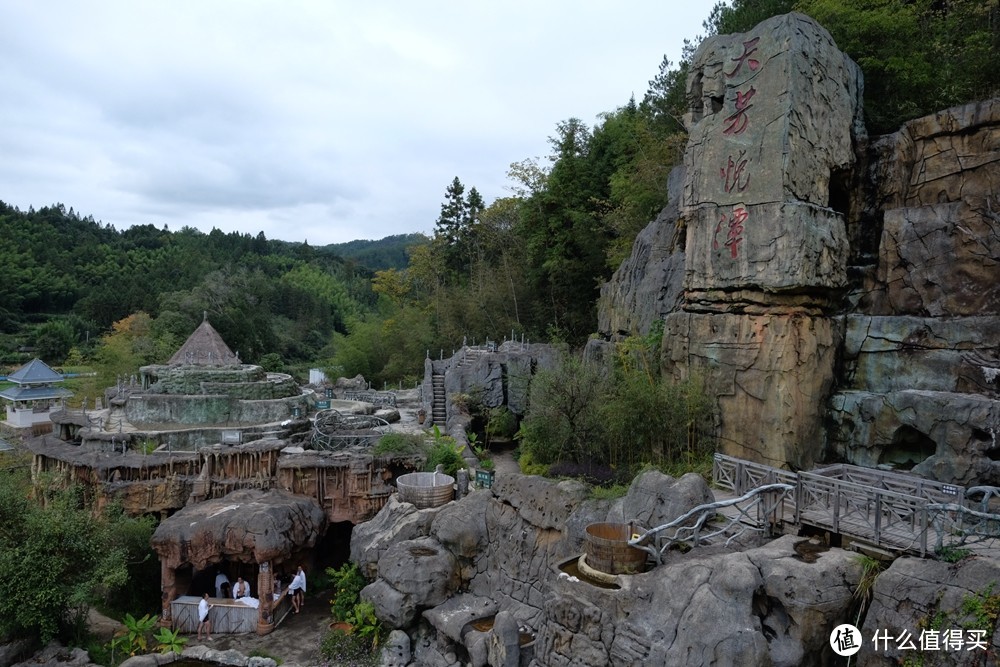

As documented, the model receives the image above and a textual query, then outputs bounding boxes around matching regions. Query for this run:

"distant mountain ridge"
[321,233,429,271]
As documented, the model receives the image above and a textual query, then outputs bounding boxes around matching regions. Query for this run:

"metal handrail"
[629,483,795,565]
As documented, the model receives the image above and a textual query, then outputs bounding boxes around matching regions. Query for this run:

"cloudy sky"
[0,1,718,246]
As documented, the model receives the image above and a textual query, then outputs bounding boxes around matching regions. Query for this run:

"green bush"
[517,355,609,465]
[485,406,518,442]
[372,432,424,457]
[515,343,715,482]
[327,563,367,623]
[0,470,156,645]
[423,426,465,476]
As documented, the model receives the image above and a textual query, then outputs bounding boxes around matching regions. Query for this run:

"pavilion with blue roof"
[1,358,73,429]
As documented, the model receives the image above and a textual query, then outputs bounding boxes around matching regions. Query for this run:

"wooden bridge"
[710,454,1000,557]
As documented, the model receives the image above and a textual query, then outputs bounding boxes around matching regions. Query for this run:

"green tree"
[94,312,170,388]
[0,471,138,644]
[796,0,1000,133]
[518,353,610,465]
[32,319,76,365]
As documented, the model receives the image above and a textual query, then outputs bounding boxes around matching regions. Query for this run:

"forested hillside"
[3,0,995,388]
[325,234,430,272]
[0,201,374,373]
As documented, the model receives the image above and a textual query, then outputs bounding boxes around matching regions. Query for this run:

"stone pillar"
[256,560,275,635]
[663,12,863,469]
[160,561,178,628]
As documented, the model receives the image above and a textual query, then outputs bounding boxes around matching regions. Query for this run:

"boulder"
[610,470,715,529]
[350,495,441,579]
[431,489,492,570]
[367,536,460,627]
[379,629,411,667]
[12,644,97,667]
[486,611,521,667]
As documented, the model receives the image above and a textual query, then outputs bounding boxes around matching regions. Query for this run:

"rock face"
[857,556,1000,666]
[597,166,687,338]
[353,471,865,667]
[653,13,864,471]
[599,10,1000,481]
[829,98,1000,484]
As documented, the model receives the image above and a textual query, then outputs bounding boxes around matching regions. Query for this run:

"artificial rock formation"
[857,556,1000,666]
[354,470,863,667]
[151,488,327,634]
[660,12,863,471]
[829,98,1000,484]
[599,11,1000,481]
[422,341,558,437]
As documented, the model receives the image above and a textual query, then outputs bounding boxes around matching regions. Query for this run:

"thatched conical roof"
[168,317,238,366]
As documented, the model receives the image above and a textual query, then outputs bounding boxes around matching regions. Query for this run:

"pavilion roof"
[168,318,239,367]
[7,358,64,385]
[150,488,326,570]
[0,385,72,402]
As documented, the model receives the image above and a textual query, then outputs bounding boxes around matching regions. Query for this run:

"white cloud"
[0,0,717,245]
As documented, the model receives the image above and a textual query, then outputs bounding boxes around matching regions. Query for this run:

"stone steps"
[431,373,446,427]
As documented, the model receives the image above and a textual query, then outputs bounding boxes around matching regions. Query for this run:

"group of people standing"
[197,565,307,640]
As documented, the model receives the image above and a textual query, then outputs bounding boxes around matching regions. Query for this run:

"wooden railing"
[711,453,999,557]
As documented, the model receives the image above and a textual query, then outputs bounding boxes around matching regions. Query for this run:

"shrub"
[485,406,518,442]
[423,426,465,476]
[372,432,424,457]
[0,470,155,645]
[517,355,609,465]
[327,563,367,623]
[517,449,548,476]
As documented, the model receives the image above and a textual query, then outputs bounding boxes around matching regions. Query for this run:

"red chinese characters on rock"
[722,37,761,137]
[720,149,751,193]
[714,35,761,260]
[723,87,756,135]
[713,206,749,259]
[725,37,761,77]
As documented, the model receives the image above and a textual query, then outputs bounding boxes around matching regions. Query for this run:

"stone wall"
[124,393,309,426]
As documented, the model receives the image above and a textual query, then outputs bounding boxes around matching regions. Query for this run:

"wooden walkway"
[712,454,997,557]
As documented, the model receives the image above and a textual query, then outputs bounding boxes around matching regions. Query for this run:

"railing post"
[832,484,840,534]
[873,491,882,546]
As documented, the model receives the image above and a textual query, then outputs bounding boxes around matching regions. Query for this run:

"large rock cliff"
[598,11,1000,482]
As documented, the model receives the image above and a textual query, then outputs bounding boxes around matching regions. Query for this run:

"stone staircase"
[458,347,485,369]
[430,372,446,427]
[429,347,491,428]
